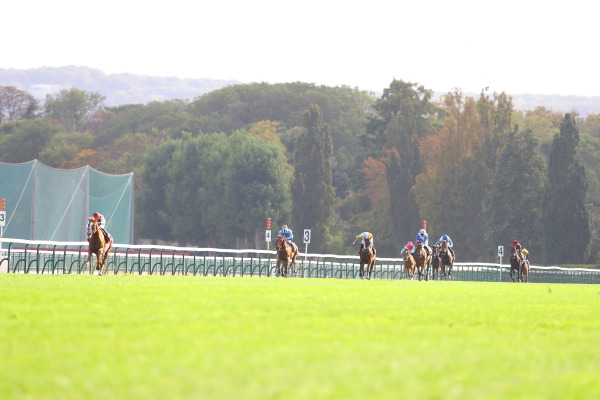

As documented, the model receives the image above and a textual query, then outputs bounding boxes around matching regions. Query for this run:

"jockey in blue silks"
[415,228,432,256]
[278,225,293,241]
[277,225,297,252]
[434,234,455,258]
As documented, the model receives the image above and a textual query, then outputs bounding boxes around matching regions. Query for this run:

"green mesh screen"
[0,160,134,243]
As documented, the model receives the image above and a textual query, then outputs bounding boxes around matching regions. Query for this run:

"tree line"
[0,81,598,265]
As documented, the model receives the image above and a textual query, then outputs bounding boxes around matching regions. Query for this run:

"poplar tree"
[484,128,547,257]
[541,113,592,263]
[291,104,335,252]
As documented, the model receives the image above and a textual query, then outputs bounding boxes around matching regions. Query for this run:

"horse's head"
[276,235,285,249]
[415,240,424,251]
[440,240,449,250]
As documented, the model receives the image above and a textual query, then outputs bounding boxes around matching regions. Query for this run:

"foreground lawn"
[0,274,598,400]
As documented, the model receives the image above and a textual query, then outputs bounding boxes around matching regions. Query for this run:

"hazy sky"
[3,0,598,96]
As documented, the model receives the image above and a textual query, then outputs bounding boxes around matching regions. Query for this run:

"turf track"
[1,274,599,400]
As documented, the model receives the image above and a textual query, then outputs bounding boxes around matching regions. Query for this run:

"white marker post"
[498,245,504,281]
[0,198,5,251]
[303,229,311,275]
[265,230,271,250]
[303,229,311,254]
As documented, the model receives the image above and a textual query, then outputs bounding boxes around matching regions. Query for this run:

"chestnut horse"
[413,240,430,281]
[84,219,113,275]
[276,235,298,277]
[403,250,416,279]
[439,239,454,280]
[359,236,376,280]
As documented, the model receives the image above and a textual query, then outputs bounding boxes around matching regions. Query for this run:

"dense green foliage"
[0,80,598,263]
[291,105,335,252]
[484,129,547,255]
[1,275,599,400]
[542,114,593,263]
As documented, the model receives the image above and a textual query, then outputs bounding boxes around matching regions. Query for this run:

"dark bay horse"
[413,240,430,281]
[359,236,376,280]
[85,219,113,275]
[429,244,440,280]
[276,235,298,277]
[510,246,527,282]
[439,239,454,280]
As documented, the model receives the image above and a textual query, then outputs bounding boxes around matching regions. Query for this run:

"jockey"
[400,241,415,255]
[521,248,529,261]
[277,225,297,252]
[434,234,455,258]
[355,232,376,256]
[415,228,432,255]
[87,212,110,242]
[512,240,524,262]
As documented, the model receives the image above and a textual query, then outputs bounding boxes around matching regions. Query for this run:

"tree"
[221,131,293,248]
[0,119,65,162]
[44,88,105,132]
[367,80,441,246]
[484,128,547,257]
[137,139,182,243]
[541,113,592,263]
[0,86,32,123]
[291,104,335,252]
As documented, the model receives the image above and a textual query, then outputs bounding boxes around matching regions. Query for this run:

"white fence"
[1,238,599,284]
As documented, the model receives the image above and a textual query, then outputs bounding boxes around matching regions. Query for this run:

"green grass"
[1,275,599,400]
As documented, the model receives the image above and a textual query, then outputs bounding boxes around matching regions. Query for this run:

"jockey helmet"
[362,232,368,239]
[512,240,520,246]
[406,241,414,249]
[93,212,101,219]
[522,248,529,256]
[419,229,426,235]
[282,225,288,229]
[442,234,448,240]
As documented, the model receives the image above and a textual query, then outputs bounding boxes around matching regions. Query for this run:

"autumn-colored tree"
[415,89,515,260]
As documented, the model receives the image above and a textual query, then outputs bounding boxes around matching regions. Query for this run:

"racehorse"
[521,258,530,283]
[429,244,440,280]
[509,246,527,282]
[84,219,113,275]
[403,250,416,279]
[413,240,430,281]
[439,239,454,280]
[359,236,376,280]
[276,235,298,277]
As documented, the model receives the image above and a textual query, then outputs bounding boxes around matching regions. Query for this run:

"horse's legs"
[359,262,364,279]
[85,252,92,273]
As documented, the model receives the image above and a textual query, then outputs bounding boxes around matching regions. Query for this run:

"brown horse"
[521,259,530,283]
[359,236,376,280]
[276,235,298,277]
[509,246,527,282]
[403,250,416,279]
[413,240,430,281]
[84,219,113,275]
[439,239,454,280]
